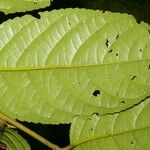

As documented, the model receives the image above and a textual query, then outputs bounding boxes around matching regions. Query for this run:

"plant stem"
[0,111,60,150]
[60,144,74,150]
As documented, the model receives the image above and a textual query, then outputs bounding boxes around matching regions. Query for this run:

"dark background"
[0,0,150,24]
[0,0,149,149]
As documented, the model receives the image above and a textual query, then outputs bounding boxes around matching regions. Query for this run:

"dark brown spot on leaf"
[139,49,142,52]
[34,0,38,4]
[108,49,113,53]
[116,53,118,56]
[91,112,99,116]
[148,65,150,69]
[131,75,137,80]
[93,90,100,97]
[105,39,110,47]
[130,141,134,144]
[148,29,150,34]
[116,34,119,39]
[121,101,125,104]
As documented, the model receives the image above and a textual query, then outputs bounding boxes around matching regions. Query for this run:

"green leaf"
[70,99,150,149]
[0,0,51,14]
[0,128,30,150]
[0,9,149,124]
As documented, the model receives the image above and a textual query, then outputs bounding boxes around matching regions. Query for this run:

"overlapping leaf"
[70,99,150,149]
[0,0,51,14]
[0,128,30,150]
[0,9,149,124]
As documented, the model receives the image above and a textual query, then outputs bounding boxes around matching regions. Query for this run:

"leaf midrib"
[72,125,150,148]
[0,58,149,72]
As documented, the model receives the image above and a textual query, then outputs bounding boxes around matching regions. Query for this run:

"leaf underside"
[0,0,51,14]
[0,9,149,124]
[0,128,30,150]
[70,99,150,149]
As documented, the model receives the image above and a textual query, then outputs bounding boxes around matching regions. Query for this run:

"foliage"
[0,0,149,150]
[0,128,30,150]
[0,0,51,14]
[71,100,150,149]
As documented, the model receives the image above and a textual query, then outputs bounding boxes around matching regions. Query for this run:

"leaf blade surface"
[0,0,51,14]
[0,9,149,124]
[70,99,150,149]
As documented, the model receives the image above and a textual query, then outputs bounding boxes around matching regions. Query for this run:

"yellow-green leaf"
[70,99,150,149]
[0,0,51,14]
[0,9,149,124]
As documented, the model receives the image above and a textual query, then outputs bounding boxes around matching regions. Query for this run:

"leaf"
[0,0,51,14]
[0,9,149,124]
[70,99,150,149]
[0,128,30,150]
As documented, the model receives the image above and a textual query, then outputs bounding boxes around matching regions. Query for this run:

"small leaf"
[70,99,150,149]
[0,0,51,14]
[0,9,149,124]
[0,128,30,150]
